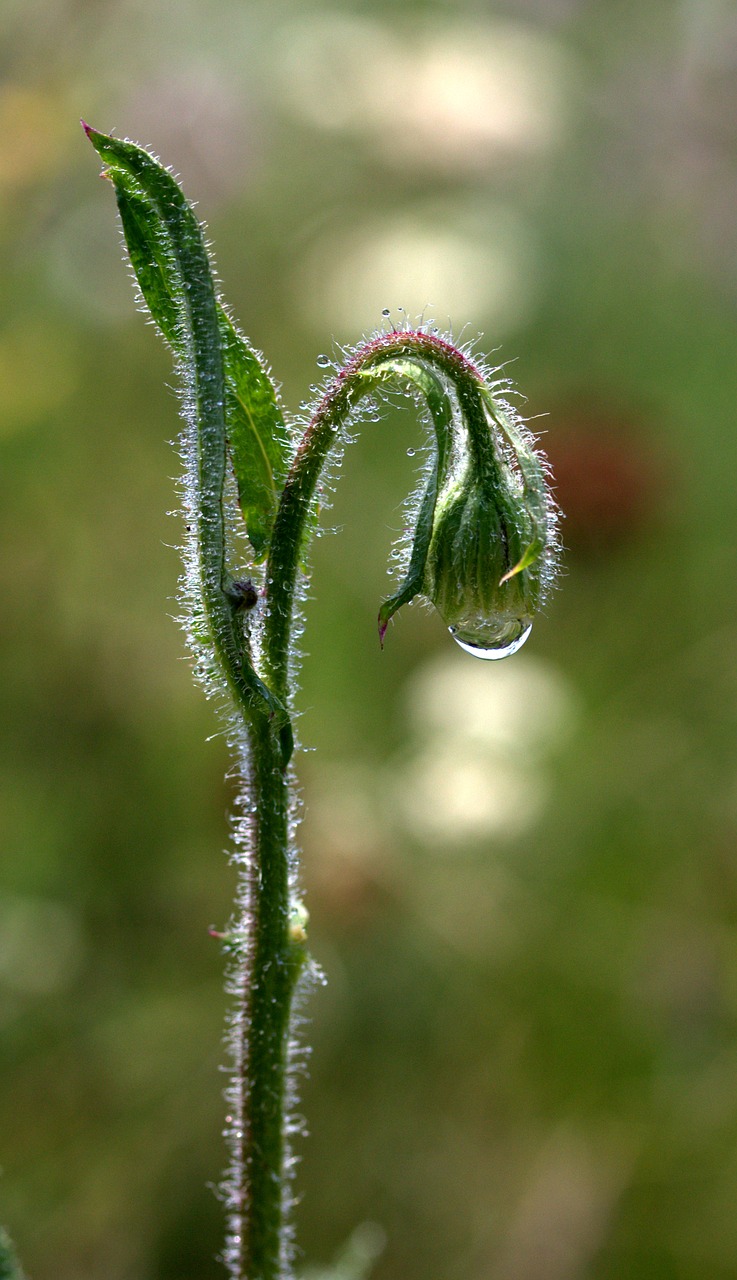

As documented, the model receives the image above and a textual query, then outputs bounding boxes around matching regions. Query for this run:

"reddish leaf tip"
[378,613,388,649]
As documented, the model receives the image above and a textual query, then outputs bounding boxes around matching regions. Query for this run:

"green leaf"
[111,165,183,350]
[87,125,291,561]
[85,125,292,756]
[301,1222,385,1280]
[0,1228,26,1280]
[219,311,290,561]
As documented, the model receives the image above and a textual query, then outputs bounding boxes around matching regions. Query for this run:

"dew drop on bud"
[448,617,532,661]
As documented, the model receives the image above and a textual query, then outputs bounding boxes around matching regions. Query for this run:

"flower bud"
[373,341,558,657]
[424,467,544,658]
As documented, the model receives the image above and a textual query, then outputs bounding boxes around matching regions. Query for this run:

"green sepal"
[0,1228,26,1280]
[479,385,548,564]
[86,125,291,561]
[365,359,453,644]
[499,537,543,584]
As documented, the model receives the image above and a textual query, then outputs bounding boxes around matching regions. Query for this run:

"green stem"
[226,718,302,1280]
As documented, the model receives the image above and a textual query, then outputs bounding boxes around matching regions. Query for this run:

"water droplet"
[316,353,331,368]
[407,447,416,457]
[381,307,391,317]
[449,617,532,660]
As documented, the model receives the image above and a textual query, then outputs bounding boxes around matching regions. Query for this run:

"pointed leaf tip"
[81,120,104,146]
[377,610,388,649]
[82,123,114,161]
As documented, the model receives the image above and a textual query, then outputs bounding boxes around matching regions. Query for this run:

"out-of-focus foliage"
[3,1,737,1278]
[0,1227,25,1280]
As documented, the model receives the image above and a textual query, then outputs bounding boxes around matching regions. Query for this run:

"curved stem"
[262,329,491,695]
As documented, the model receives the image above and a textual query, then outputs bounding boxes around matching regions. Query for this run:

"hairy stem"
[226,720,302,1280]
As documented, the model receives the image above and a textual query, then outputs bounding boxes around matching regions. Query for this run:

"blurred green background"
[4,1,737,1277]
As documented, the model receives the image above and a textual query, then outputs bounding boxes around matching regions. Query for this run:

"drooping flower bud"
[376,342,557,659]
[426,384,556,657]
[424,471,540,658]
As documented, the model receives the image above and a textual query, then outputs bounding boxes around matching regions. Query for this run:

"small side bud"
[224,578,259,612]
[208,925,248,956]
[288,899,309,946]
